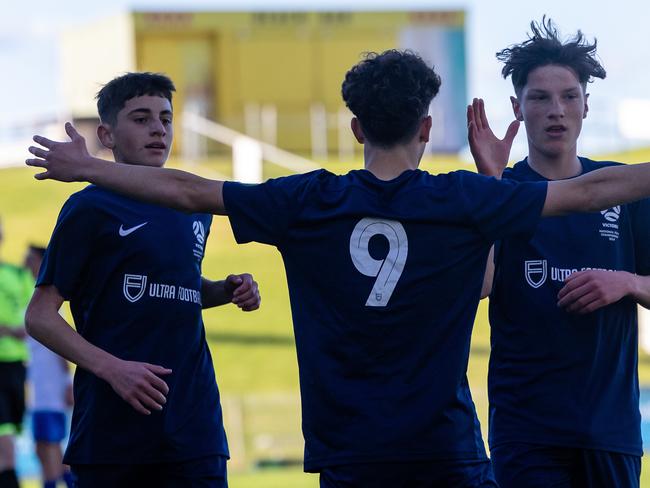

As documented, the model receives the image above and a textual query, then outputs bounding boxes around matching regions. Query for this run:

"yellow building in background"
[62,10,467,156]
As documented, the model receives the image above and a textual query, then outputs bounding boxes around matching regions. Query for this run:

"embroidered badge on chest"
[599,206,620,242]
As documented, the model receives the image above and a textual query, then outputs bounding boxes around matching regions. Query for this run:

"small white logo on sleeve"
[123,274,148,302]
[193,221,205,244]
[119,222,148,237]
[525,260,547,288]
[193,220,206,259]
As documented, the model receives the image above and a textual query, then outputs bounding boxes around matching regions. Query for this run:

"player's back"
[224,168,547,470]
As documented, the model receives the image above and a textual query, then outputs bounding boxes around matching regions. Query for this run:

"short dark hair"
[96,72,176,125]
[341,50,441,147]
[497,17,606,94]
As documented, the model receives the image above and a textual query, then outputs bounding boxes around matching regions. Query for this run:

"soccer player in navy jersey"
[24,73,261,488]
[26,50,650,487]
[467,18,650,488]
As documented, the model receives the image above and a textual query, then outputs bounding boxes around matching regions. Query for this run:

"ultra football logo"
[524,260,547,289]
[123,274,148,303]
[193,220,206,259]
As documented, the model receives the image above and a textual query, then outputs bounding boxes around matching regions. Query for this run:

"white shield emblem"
[123,274,147,303]
[524,260,547,289]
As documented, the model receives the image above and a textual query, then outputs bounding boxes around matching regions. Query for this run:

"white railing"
[182,111,321,183]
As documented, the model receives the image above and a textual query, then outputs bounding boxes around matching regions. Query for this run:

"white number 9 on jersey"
[349,218,408,307]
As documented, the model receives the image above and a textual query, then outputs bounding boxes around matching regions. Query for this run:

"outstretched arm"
[557,270,650,313]
[26,285,172,415]
[544,163,650,217]
[27,123,225,215]
[201,274,261,311]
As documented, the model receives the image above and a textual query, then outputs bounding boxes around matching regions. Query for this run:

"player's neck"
[527,149,582,181]
[363,144,421,181]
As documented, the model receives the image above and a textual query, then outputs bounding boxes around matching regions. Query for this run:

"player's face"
[105,95,173,167]
[512,64,588,160]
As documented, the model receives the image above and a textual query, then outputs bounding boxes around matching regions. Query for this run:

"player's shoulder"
[578,156,624,173]
[502,159,534,181]
[64,185,108,208]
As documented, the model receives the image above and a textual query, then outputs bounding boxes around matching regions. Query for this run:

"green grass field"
[4,149,650,486]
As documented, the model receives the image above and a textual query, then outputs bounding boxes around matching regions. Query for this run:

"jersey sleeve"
[37,195,98,300]
[456,171,547,243]
[630,197,650,275]
[222,172,317,246]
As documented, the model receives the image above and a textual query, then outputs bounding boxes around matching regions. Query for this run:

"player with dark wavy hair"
[469,17,649,487]
[25,72,261,488]
[27,49,650,487]
[342,49,441,147]
[497,17,606,94]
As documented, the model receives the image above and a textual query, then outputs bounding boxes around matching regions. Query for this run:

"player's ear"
[419,115,432,143]
[97,124,115,149]
[583,93,589,119]
[351,117,365,144]
[511,96,524,121]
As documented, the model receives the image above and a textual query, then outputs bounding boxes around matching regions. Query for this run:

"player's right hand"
[26,122,92,183]
[467,98,519,178]
[103,358,172,415]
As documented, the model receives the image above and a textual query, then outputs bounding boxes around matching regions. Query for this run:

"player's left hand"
[225,273,261,311]
[467,98,519,178]
[26,122,92,182]
[557,270,631,314]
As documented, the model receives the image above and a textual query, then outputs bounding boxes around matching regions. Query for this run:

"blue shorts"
[319,459,498,488]
[71,454,228,488]
[32,410,67,443]
[490,443,641,488]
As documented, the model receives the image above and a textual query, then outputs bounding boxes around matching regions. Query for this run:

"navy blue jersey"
[37,186,228,464]
[489,157,650,456]
[223,168,547,471]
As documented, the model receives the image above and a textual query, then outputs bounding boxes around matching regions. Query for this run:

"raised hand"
[26,122,93,182]
[467,98,519,178]
[557,269,631,314]
[225,273,261,311]
[101,358,172,415]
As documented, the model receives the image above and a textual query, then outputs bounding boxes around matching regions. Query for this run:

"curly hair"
[96,72,176,125]
[341,50,441,147]
[497,17,606,94]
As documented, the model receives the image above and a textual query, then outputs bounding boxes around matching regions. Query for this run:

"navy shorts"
[319,459,498,488]
[490,443,641,488]
[71,455,228,488]
[32,410,67,443]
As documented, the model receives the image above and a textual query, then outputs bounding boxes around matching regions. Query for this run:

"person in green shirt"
[0,217,34,488]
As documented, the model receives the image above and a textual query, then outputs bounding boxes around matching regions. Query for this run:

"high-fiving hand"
[467,98,520,178]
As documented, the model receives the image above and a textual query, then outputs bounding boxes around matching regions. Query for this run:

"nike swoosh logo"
[119,222,148,237]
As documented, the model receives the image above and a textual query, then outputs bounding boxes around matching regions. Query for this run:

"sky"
[2,0,649,153]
